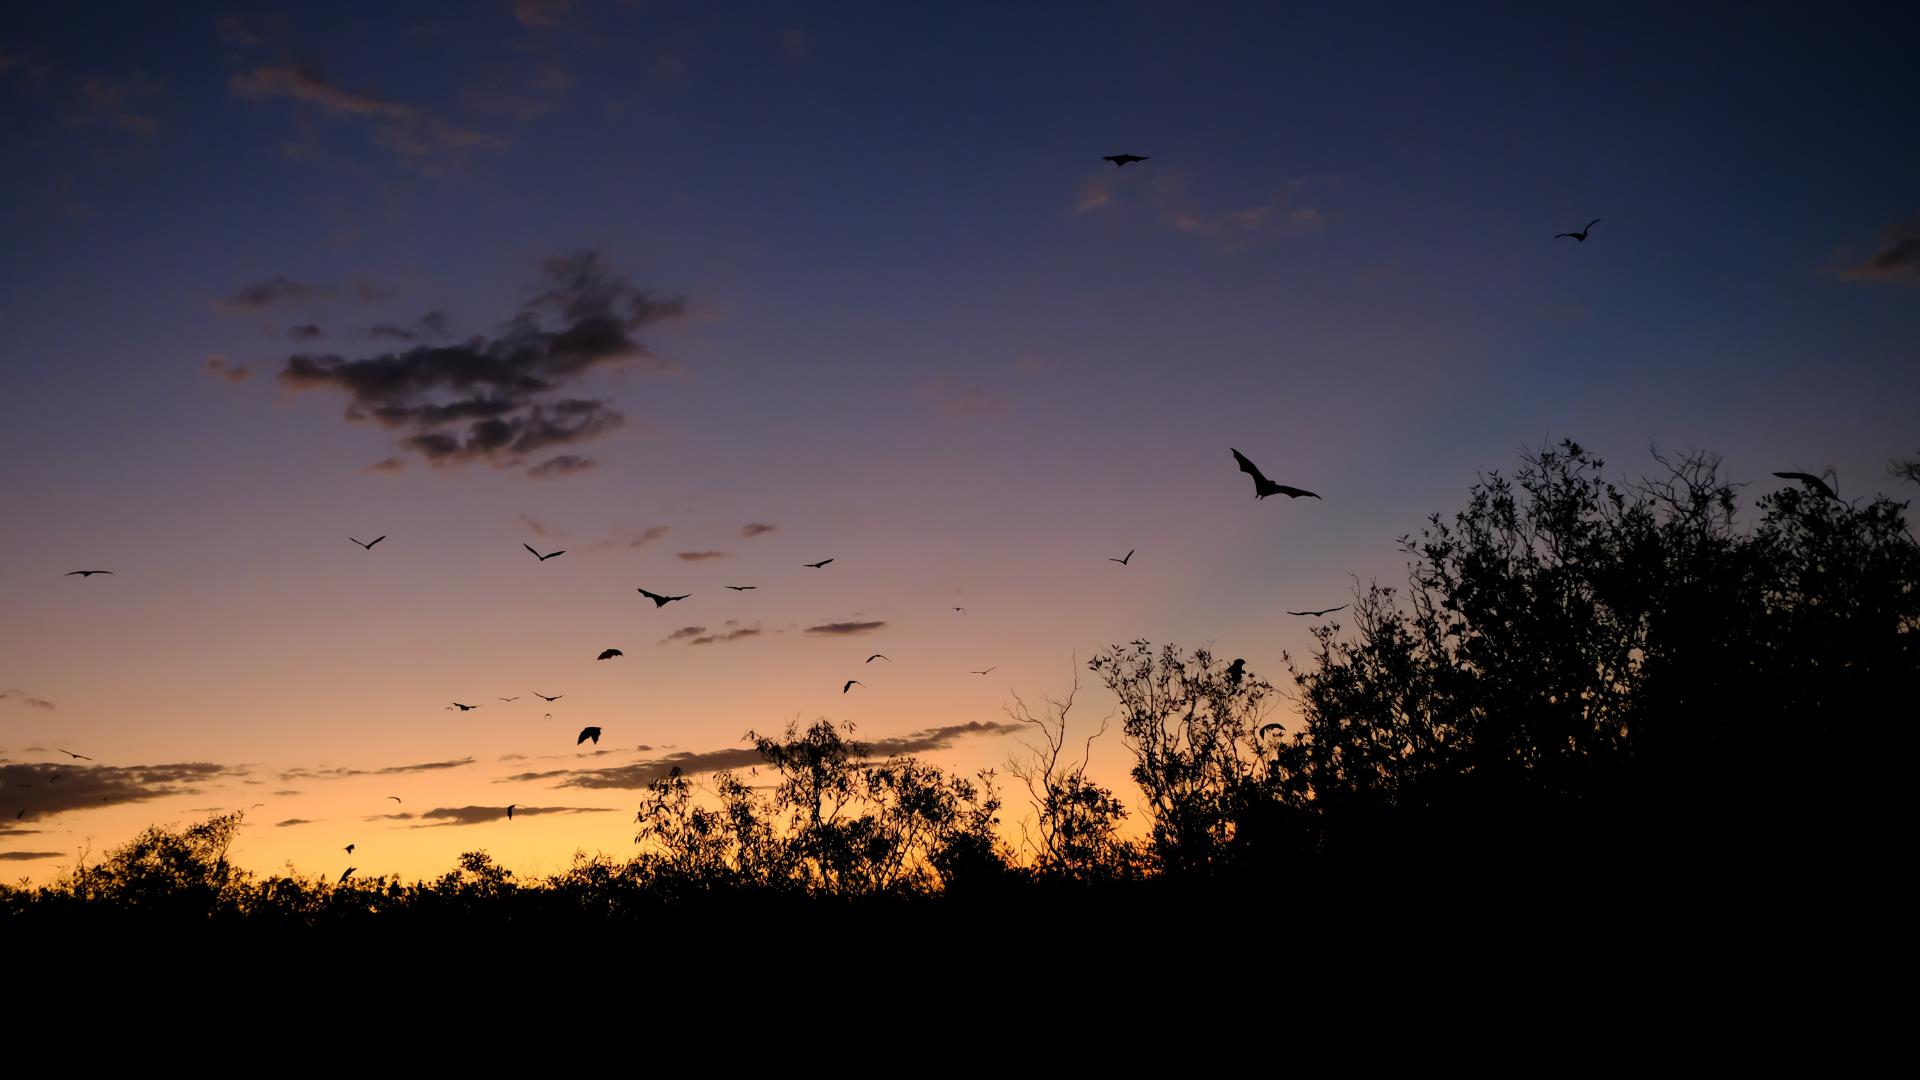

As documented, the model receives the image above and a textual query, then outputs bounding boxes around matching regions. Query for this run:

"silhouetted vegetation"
[6,442,1912,927]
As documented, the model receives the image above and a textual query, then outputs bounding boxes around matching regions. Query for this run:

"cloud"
[229,63,506,173]
[274,818,315,827]
[1073,174,1114,214]
[685,626,761,646]
[289,323,325,340]
[676,550,728,561]
[217,276,328,312]
[0,761,239,820]
[0,690,54,710]
[367,456,407,474]
[216,16,265,48]
[594,525,671,550]
[272,789,302,797]
[527,454,596,478]
[367,312,448,342]
[512,0,574,29]
[660,626,707,643]
[918,378,1008,418]
[409,804,612,828]
[518,512,550,536]
[0,851,65,862]
[740,523,776,539]
[1170,200,1326,238]
[66,75,162,138]
[1840,216,1920,284]
[527,721,1021,789]
[279,757,475,782]
[805,621,886,636]
[277,252,686,472]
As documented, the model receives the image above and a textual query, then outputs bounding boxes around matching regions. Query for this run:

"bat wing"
[524,543,540,557]
[369,536,385,548]
[1586,219,1601,230]
[1230,448,1270,487]
[1275,485,1320,499]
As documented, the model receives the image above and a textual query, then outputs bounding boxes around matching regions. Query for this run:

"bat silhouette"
[577,726,601,746]
[1109,549,1134,565]
[498,696,520,702]
[804,558,835,569]
[55,748,93,761]
[1287,606,1348,617]
[65,570,112,577]
[867,654,890,663]
[387,796,402,804]
[534,691,563,702]
[1555,218,1601,241]
[724,585,758,591]
[507,804,517,820]
[339,867,355,884]
[1773,472,1837,499]
[1103,154,1148,167]
[597,648,624,660]
[1225,658,1246,685]
[350,536,386,550]
[1231,448,1320,500]
[843,680,862,693]
[450,702,481,711]
[344,844,354,854]
[953,607,966,614]
[638,588,690,607]
[971,667,996,675]
[523,543,566,562]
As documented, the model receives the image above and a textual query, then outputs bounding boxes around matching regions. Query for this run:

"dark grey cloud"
[0,761,239,820]
[367,456,406,474]
[740,523,776,538]
[522,721,1021,790]
[513,0,575,29]
[0,851,65,862]
[66,74,162,138]
[806,621,887,636]
[409,804,612,828]
[684,626,761,646]
[527,454,595,478]
[289,323,325,340]
[278,252,684,472]
[204,355,252,383]
[676,550,728,561]
[272,789,302,797]
[274,818,315,827]
[280,756,474,782]
[518,511,550,536]
[0,690,54,710]
[660,626,708,643]
[217,276,328,312]
[229,64,505,173]
[1842,216,1920,284]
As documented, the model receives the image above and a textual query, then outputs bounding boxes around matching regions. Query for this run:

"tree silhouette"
[1006,669,1138,880]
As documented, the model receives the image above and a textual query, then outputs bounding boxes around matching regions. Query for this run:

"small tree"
[1006,670,1134,879]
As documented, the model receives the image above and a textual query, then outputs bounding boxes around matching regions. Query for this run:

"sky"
[2,2,1915,883]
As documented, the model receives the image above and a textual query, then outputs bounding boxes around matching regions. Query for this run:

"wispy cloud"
[65,74,162,138]
[1839,215,1920,285]
[0,761,240,821]
[918,378,1008,418]
[229,63,506,173]
[289,323,325,340]
[216,275,328,312]
[526,454,595,478]
[280,757,475,782]
[408,804,612,827]
[274,818,315,828]
[740,522,776,539]
[518,512,550,536]
[512,0,574,30]
[0,851,65,862]
[0,690,54,710]
[676,550,729,561]
[805,621,886,636]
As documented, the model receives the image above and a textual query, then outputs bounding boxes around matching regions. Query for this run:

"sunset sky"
[3,2,1915,883]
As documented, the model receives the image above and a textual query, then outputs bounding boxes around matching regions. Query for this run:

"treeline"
[4,442,1914,927]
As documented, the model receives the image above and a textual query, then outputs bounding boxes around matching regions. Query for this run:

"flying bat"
[344,844,354,855]
[534,691,563,702]
[507,804,517,821]
[450,702,481,711]
[843,680,862,693]
[597,648,624,660]
[1287,606,1348,617]
[724,585,758,591]
[498,696,520,702]
[1103,154,1148,167]
[804,558,835,569]
[339,867,356,884]
[953,607,966,614]
[1109,549,1134,565]
[523,543,566,562]
[866,654,890,663]
[65,570,112,577]
[971,667,996,675]
[577,726,602,746]
[386,796,402,804]
[1231,448,1320,500]
[54,748,92,761]
[638,588,690,607]
[1773,472,1837,499]
[1225,658,1246,685]
[1555,218,1601,241]
[349,536,386,550]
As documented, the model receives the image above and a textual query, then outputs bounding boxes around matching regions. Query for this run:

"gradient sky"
[3,2,1915,883]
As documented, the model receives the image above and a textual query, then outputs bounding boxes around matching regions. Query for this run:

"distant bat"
[507,804,517,820]
[344,844,355,855]
[866,654,890,663]
[498,696,520,702]
[350,536,386,550]
[1555,218,1600,241]
[1109,549,1134,565]
[523,543,566,562]
[65,570,112,577]
[55,748,92,761]
[577,726,601,746]
[1287,606,1348,617]
[1773,472,1837,499]
[597,648,624,660]
[339,867,355,884]
[534,691,563,702]
[386,796,402,804]
[804,558,835,569]
[724,585,758,591]
[450,702,481,711]
[638,588,690,607]
[843,680,862,693]
[1103,154,1148,167]
[1225,658,1246,685]
[1231,448,1320,500]
[971,667,996,675]
[953,607,966,614]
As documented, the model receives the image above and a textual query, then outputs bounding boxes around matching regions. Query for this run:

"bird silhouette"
[1109,549,1134,565]
[1103,154,1148,167]
[65,570,112,577]
[804,558,835,569]
[971,667,996,675]
[450,702,480,711]
[386,796,402,804]
[638,588,690,607]
[724,585,758,591]
[577,726,601,746]
[1773,472,1837,499]
[507,804,517,820]
[1226,658,1246,686]
[534,691,563,702]
[349,536,386,550]
[523,543,566,562]
[54,748,92,761]
[1287,605,1348,617]
[1231,448,1320,500]
[344,843,355,855]
[498,696,520,702]
[866,654,890,663]
[843,680,862,693]
[953,607,966,614]
[597,648,624,660]
[339,867,355,883]
[1555,218,1601,241]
